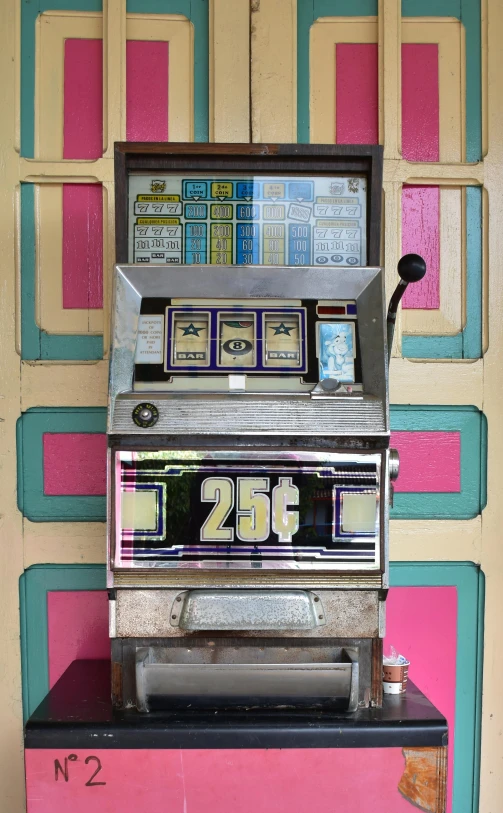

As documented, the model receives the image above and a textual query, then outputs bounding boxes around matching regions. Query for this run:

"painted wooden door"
[249,3,499,812]
[0,1,501,811]
[3,4,250,810]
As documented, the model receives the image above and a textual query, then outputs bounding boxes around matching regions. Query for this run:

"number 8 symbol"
[222,338,253,356]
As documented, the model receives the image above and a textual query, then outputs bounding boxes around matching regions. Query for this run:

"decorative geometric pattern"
[19,1,208,360]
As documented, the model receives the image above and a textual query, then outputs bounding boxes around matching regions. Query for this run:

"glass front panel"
[163,305,308,376]
[128,174,368,267]
[133,300,362,392]
[114,451,381,571]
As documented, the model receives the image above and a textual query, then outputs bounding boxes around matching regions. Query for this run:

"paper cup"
[383,662,410,694]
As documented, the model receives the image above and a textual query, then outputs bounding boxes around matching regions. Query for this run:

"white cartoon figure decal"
[318,322,355,383]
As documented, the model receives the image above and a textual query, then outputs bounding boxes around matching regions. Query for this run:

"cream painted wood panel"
[477,2,503,806]
[0,1,26,809]
[18,356,484,411]
[210,0,250,141]
[251,0,297,142]
[21,517,483,569]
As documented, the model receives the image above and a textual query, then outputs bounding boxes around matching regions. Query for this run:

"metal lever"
[386,253,427,362]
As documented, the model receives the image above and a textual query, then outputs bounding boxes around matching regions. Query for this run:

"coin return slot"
[135,642,359,713]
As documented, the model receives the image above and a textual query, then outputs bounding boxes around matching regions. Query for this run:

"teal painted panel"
[17,406,486,522]
[22,0,209,155]
[391,562,484,813]
[20,561,484,813]
[402,0,461,17]
[17,408,107,522]
[296,0,313,144]
[126,0,209,142]
[20,184,104,360]
[19,565,106,720]
[20,183,38,360]
[402,187,482,359]
[461,0,482,162]
[390,406,486,519]
[314,0,377,16]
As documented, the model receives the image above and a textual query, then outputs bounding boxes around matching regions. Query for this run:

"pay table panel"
[128,174,368,268]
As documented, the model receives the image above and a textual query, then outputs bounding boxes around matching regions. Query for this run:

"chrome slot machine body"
[107,143,424,713]
[108,262,393,712]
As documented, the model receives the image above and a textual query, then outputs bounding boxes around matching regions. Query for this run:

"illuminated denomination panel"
[113,451,382,571]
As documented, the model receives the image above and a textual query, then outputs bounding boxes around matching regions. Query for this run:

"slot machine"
[108,144,425,712]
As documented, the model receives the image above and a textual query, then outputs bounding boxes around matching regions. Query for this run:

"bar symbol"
[171,312,210,367]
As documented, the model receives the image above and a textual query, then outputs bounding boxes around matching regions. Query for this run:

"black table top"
[25,660,447,750]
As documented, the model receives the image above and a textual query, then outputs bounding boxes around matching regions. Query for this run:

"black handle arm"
[387,254,427,362]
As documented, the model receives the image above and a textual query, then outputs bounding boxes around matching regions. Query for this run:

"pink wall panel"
[402,43,439,162]
[336,44,378,144]
[63,39,103,160]
[26,747,413,813]
[47,592,110,688]
[43,433,107,496]
[385,586,457,812]
[401,185,440,309]
[391,431,460,493]
[62,184,103,309]
[126,41,169,141]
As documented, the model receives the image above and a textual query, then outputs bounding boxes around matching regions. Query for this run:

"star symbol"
[270,322,295,336]
[180,323,205,336]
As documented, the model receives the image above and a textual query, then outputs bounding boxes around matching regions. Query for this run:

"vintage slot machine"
[108,144,426,712]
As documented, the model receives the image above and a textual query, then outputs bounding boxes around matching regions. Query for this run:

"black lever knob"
[397,253,427,284]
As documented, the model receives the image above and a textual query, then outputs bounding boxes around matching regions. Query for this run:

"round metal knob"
[132,402,159,428]
[319,378,341,393]
[389,448,400,481]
